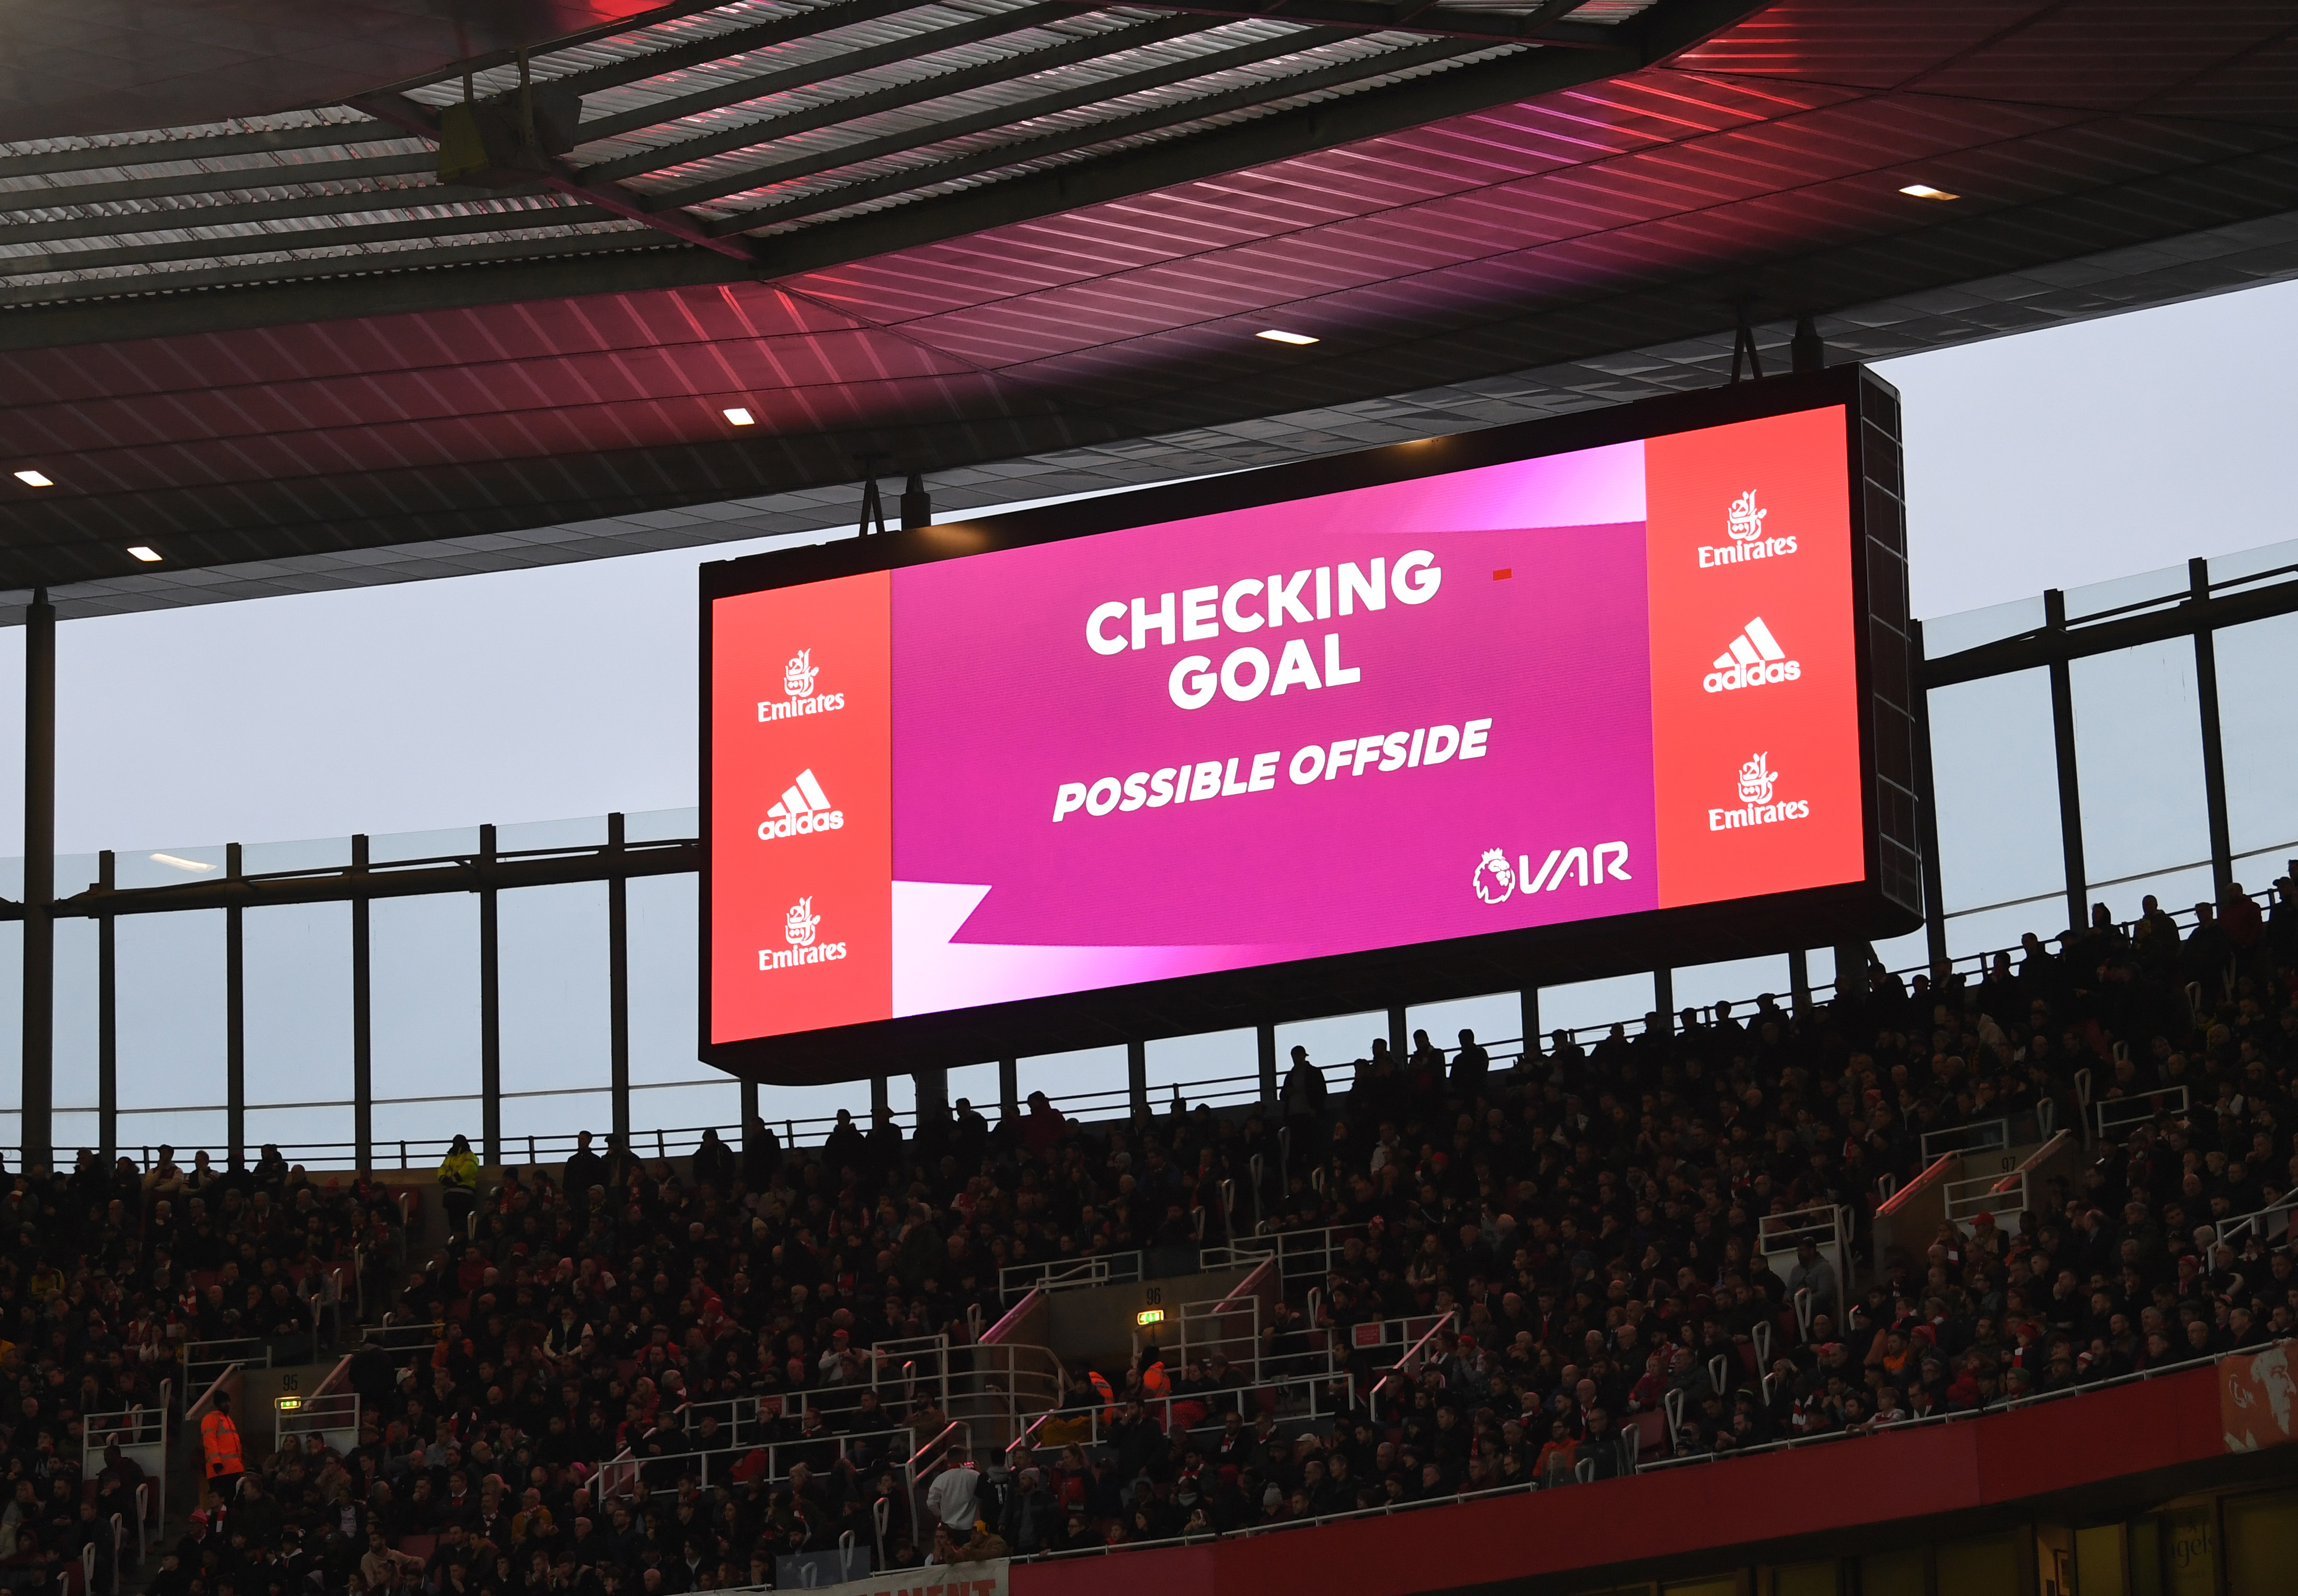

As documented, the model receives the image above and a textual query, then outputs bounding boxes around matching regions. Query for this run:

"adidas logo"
[1702,617,1801,693]
[757,768,845,841]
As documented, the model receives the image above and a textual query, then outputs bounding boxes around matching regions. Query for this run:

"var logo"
[758,769,844,841]
[1703,617,1802,693]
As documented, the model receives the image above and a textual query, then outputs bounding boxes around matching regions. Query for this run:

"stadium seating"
[22,876,2298,1593]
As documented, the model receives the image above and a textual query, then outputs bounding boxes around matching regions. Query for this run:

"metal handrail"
[2094,1085,2190,1143]
[1367,1311,1454,1422]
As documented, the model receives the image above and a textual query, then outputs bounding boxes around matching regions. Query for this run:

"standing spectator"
[437,1136,479,1238]
[199,1392,246,1509]
[1280,1047,1327,1136]
[562,1132,605,1215]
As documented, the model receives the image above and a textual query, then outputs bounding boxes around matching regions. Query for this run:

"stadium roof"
[0,0,2293,616]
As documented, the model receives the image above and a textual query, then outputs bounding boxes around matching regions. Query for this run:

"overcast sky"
[6,277,2298,856]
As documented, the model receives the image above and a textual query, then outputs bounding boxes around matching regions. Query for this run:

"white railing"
[999,1254,1143,1302]
[2094,1086,2190,1143]
[1945,1168,2028,1233]
[1919,1117,2013,1164]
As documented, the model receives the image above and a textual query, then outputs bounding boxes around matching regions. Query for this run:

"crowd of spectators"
[7,878,2296,1594]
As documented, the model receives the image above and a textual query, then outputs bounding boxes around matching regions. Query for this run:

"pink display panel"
[707,397,1882,1062]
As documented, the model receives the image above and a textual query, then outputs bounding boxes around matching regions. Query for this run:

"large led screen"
[704,370,1914,1076]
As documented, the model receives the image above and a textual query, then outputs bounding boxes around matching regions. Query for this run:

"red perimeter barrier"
[1014,1365,2226,1596]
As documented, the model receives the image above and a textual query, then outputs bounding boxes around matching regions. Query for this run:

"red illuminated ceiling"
[0,1,2295,606]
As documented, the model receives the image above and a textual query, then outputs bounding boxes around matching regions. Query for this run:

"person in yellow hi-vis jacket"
[438,1135,481,1237]
[199,1391,244,1508]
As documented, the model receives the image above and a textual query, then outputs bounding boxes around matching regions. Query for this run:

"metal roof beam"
[700,24,1382,227]
[725,34,1482,233]
[572,1,1086,145]
[743,30,1637,271]
[541,0,978,99]
[0,184,561,247]
[347,92,768,265]
[1124,1,1612,45]
[0,121,415,182]
[607,13,1217,199]
[0,204,621,280]
[0,229,669,311]
[0,152,441,215]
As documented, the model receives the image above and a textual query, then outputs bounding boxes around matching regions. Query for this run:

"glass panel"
[499,881,609,1149]
[245,903,352,1166]
[2063,561,2186,623]
[115,845,227,892]
[1273,1009,1386,1100]
[54,918,96,1134]
[1145,1029,1255,1107]
[1928,671,2064,921]
[1670,955,1791,1023]
[1857,1546,1925,1596]
[2206,536,2298,592]
[2225,1488,2298,1596]
[1537,972,1656,1042]
[2216,613,2298,883]
[1405,992,1524,1064]
[1923,595,2043,658]
[1934,1534,2020,1596]
[1769,1563,1839,1596]
[0,922,18,1152]
[371,825,478,866]
[628,806,700,844]
[629,873,699,1086]
[371,893,478,1167]
[2070,639,2211,891]
[241,835,352,876]
[2150,1505,2216,1596]
[117,909,227,1163]
[945,1061,1000,1119]
[2074,1524,2128,1596]
[1016,1046,1126,1124]
[497,816,606,853]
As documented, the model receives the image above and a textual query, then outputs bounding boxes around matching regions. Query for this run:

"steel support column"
[1788,947,1811,1014]
[1387,1003,1408,1064]
[1127,1038,1148,1119]
[1256,1023,1277,1108]
[739,1081,759,1145]
[913,1065,948,1120]
[2044,588,2088,931]
[1519,988,1539,1061]
[19,588,53,1173]
[998,1057,1019,1122]
[2190,558,2234,903]
[226,842,244,1167]
[607,812,631,1143]
[351,834,371,1176]
[869,1073,889,1119]
[1652,968,1673,1032]
[479,822,501,1166]
[1911,618,1949,974]
[97,851,115,1163]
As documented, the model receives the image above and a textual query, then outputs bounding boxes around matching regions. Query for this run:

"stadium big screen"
[703,367,1920,1081]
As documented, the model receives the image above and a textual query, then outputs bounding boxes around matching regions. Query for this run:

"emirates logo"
[784,897,821,948]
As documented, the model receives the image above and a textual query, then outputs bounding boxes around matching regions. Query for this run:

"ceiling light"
[13,470,52,488]
[1899,183,1958,201]
[127,546,161,563]
[1256,329,1318,346]
[150,853,216,874]
[723,407,756,426]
